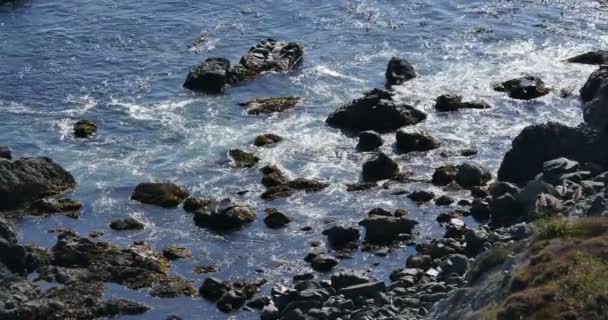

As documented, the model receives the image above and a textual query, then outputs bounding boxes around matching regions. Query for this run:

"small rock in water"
[357,130,384,151]
[260,165,289,188]
[322,225,360,247]
[395,129,440,154]
[183,197,218,213]
[228,149,260,168]
[254,133,284,146]
[566,50,608,65]
[163,247,192,260]
[287,178,330,192]
[346,182,377,192]
[362,152,400,182]
[385,56,416,86]
[493,75,550,100]
[359,215,418,243]
[408,190,435,203]
[194,199,256,230]
[240,97,300,115]
[0,146,11,160]
[131,182,189,208]
[435,195,455,206]
[73,119,97,138]
[263,208,292,228]
[434,95,490,112]
[110,217,145,231]
[183,57,232,94]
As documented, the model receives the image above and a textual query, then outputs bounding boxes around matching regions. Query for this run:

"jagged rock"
[163,247,192,260]
[260,165,289,188]
[73,120,97,138]
[0,146,11,160]
[326,89,427,133]
[0,157,76,210]
[322,225,360,247]
[228,149,260,168]
[395,129,440,153]
[581,66,608,102]
[408,190,435,203]
[27,198,81,218]
[183,58,233,94]
[109,217,145,231]
[385,57,416,86]
[263,208,292,228]
[362,152,400,182]
[434,95,490,112]
[240,97,300,115]
[131,182,189,208]
[566,50,608,65]
[254,133,284,146]
[183,197,218,213]
[494,76,550,100]
[357,131,383,151]
[359,216,417,243]
[193,199,256,230]
[239,39,303,73]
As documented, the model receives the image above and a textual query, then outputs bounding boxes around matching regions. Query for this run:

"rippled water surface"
[1,0,607,318]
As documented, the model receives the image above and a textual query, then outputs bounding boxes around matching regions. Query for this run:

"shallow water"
[0,0,605,318]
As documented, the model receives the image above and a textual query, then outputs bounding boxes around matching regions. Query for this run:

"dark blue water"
[1,0,605,318]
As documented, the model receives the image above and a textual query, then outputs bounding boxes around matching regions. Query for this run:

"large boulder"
[395,129,440,154]
[358,216,417,243]
[361,152,400,182]
[494,76,550,100]
[385,57,416,86]
[0,157,76,210]
[566,50,608,65]
[581,66,608,103]
[497,122,597,185]
[130,182,189,208]
[583,82,608,132]
[193,199,256,230]
[183,58,233,94]
[326,89,427,133]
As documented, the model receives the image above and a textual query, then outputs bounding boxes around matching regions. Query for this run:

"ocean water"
[0,0,605,318]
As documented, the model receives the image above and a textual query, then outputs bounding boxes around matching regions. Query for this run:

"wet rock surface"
[385,56,416,86]
[130,182,189,208]
[566,50,608,65]
[434,95,490,112]
[362,152,400,182]
[193,198,256,230]
[494,75,550,100]
[395,129,440,154]
[254,133,284,146]
[240,97,300,115]
[73,120,97,138]
[109,217,145,231]
[356,130,384,151]
[228,149,260,168]
[263,208,292,228]
[326,89,427,133]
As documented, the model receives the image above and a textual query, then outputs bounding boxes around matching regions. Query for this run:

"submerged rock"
[109,217,145,231]
[254,133,284,146]
[566,50,608,65]
[27,198,81,218]
[263,208,292,228]
[494,76,550,100]
[131,182,189,208]
[362,152,400,182]
[385,57,416,86]
[395,129,440,154]
[357,130,384,151]
[434,95,490,112]
[228,149,260,168]
[240,97,300,115]
[580,66,608,103]
[73,120,97,138]
[0,157,76,210]
[326,89,427,133]
[193,199,256,230]
[163,247,192,260]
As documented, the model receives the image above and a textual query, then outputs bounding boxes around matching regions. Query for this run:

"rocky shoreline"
[2,38,608,320]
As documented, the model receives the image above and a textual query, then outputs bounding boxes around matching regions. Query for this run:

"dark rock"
[406,255,432,269]
[434,95,490,112]
[583,81,608,132]
[27,198,81,217]
[240,97,300,115]
[490,194,524,226]
[194,199,256,230]
[493,76,550,100]
[331,271,369,290]
[228,149,260,168]
[359,216,418,243]
[0,216,17,243]
[566,50,608,65]
[357,131,384,151]
[542,158,580,183]
[346,182,377,192]
[0,146,11,160]
[152,278,194,297]
[217,290,247,313]
[368,208,393,217]
[460,148,479,157]
[287,178,329,192]
[362,152,400,182]
[260,165,289,188]
[183,197,218,213]
[163,247,192,260]
[97,299,150,317]
[326,89,427,133]
[581,66,608,102]
[395,129,440,153]
[184,57,232,94]
[470,187,489,199]
[322,225,360,247]
[432,165,458,186]
[260,185,295,200]
[407,190,435,203]
[339,281,385,299]
[200,277,230,302]
[497,122,595,185]
[435,195,455,206]
[489,182,521,198]
[385,57,416,86]
[441,254,469,277]
[263,208,292,228]
[109,217,145,231]
[455,163,492,188]
[131,182,188,208]
[254,133,284,146]
[73,120,97,138]
[470,199,491,221]
[309,253,339,272]
[0,157,76,210]
[239,39,303,74]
